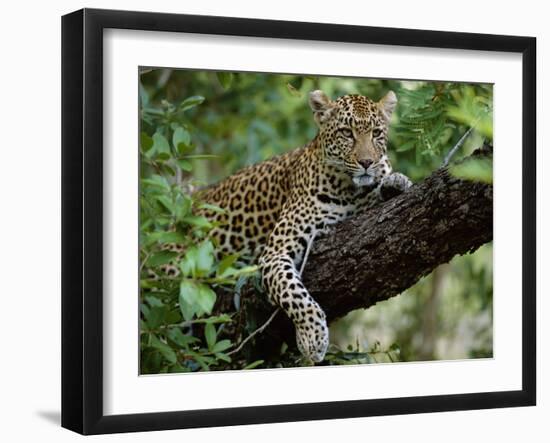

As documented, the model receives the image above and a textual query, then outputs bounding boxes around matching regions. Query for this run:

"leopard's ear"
[378,90,397,123]
[309,90,333,124]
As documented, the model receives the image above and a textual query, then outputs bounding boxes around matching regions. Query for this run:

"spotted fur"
[157,90,412,362]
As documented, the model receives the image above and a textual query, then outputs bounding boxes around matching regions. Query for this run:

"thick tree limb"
[304,152,492,321]
[230,146,493,358]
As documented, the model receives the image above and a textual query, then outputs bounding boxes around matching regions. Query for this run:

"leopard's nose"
[358,159,374,170]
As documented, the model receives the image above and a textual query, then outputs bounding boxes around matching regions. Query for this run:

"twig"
[442,124,477,167]
[227,308,280,356]
[300,231,317,276]
[139,251,150,273]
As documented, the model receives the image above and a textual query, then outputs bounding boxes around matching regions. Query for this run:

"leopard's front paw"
[295,318,329,363]
[379,172,412,201]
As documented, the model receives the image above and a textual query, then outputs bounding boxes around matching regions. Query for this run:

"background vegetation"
[139,68,493,373]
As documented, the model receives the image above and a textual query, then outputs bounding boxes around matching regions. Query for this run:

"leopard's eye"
[340,128,353,138]
[372,128,382,138]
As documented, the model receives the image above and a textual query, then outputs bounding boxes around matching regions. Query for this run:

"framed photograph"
[62,8,536,435]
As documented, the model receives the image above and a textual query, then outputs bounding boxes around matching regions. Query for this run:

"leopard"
[159,90,412,363]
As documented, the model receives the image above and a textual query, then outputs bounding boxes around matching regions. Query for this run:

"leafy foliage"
[324,341,401,365]
[450,157,493,184]
[139,83,258,374]
[391,82,493,181]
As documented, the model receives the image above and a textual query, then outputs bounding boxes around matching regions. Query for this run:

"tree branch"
[230,145,493,358]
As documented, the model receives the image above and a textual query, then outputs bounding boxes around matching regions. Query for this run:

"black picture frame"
[62,8,536,435]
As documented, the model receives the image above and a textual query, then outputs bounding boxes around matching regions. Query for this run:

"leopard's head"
[309,90,396,187]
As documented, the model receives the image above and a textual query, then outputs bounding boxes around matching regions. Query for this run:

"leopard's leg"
[378,172,413,201]
[357,155,413,212]
[259,217,329,362]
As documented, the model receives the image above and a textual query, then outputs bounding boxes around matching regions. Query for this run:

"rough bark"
[228,146,493,359]
[303,153,493,321]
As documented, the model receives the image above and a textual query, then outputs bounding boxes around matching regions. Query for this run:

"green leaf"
[396,139,416,152]
[212,339,232,353]
[205,323,217,350]
[179,280,217,320]
[167,328,199,348]
[141,347,162,373]
[155,195,174,213]
[160,164,176,177]
[191,353,211,371]
[217,266,238,280]
[195,283,216,316]
[243,360,264,370]
[152,132,171,155]
[217,253,240,276]
[147,251,178,268]
[172,126,191,152]
[146,231,186,245]
[142,107,164,117]
[196,241,215,276]
[449,158,493,184]
[139,82,149,106]
[145,295,164,308]
[180,95,205,112]
[141,174,170,192]
[140,303,150,320]
[168,364,191,373]
[197,202,226,214]
[181,215,213,230]
[220,265,259,279]
[175,195,192,221]
[177,159,193,172]
[216,72,233,90]
[179,279,200,321]
[145,306,167,329]
[215,353,232,363]
[140,132,153,152]
[179,246,198,277]
[165,309,182,325]
[150,334,177,364]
